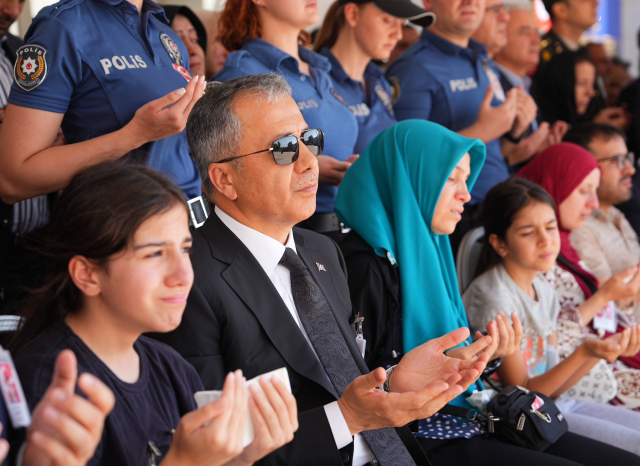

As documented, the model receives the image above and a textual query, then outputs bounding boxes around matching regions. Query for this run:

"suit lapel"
[204,217,338,397]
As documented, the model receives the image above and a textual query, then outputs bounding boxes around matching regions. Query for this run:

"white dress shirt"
[215,208,375,465]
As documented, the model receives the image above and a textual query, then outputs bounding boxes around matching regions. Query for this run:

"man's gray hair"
[187,73,293,196]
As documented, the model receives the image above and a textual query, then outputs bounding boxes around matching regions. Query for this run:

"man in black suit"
[152,74,488,466]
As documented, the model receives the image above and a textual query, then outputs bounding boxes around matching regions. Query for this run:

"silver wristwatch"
[383,365,397,392]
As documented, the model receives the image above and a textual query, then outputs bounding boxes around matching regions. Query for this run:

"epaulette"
[540,31,566,63]
[540,40,565,63]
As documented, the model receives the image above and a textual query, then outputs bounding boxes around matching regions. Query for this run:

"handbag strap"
[438,404,479,421]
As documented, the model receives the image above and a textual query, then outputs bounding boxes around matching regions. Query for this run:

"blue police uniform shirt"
[386,29,509,204]
[214,38,358,213]
[319,47,396,155]
[8,0,201,199]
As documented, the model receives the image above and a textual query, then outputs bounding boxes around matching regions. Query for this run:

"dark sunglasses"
[216,128,324,166]
[597,152,635,171]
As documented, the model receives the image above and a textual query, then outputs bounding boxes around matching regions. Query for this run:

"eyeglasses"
[485,3,507,14]
[216,128,324,166]
[597,152,635,170]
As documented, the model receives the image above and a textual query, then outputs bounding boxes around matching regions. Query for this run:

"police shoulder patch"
[14,44,48,92]
[388,76,401,105]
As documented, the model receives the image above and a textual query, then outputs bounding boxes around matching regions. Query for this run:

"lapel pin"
[315,262,327,272]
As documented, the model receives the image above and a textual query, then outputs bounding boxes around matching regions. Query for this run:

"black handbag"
[440,384,568,451]
[486,385,569,451]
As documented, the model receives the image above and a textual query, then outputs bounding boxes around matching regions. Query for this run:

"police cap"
[339,0,435,28]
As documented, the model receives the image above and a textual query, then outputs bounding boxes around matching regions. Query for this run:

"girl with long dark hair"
[11,163,298,466]
[464,177,640,455]
[517,143,640,411]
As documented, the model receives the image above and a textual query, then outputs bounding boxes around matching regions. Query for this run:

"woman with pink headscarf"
[518,143,640,411]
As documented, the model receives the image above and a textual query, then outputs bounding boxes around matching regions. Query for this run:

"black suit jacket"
[151,213,429,466]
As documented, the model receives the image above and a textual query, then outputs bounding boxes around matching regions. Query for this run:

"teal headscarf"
[335,120,486,408]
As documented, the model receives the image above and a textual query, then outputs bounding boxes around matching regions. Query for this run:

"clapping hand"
[24,350,115,466]
[582,332,628,363]
[125,74,206,147]
[337,328,487,436]
[225,377,299,466]
[391,327,489,394]
[476,87,518,142]
[602,266,640,303]
[618,325,640,357]
[164,370,248,466]
[511,88,538,139]
[594,107,632,132]
[472,312,523,361]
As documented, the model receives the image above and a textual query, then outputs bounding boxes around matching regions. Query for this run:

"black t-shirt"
[13,321,203,466]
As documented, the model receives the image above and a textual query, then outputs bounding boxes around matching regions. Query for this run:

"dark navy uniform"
[319,47,396,155]
[535,29,605,123]
[8,0,201,199]
[386,29,509,205]
[214,38,358,214]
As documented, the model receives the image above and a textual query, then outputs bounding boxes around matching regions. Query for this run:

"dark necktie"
[279,248,417,466]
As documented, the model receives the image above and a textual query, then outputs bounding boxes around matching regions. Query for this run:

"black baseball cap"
[338,0,436,28]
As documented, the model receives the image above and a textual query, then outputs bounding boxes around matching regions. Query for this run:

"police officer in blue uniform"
[386,0,519,253]
[215,0,358,240]
[313,0,434,155]
[0,0,206,207]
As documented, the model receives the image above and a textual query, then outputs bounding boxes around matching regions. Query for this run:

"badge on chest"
[159,32,192,82]
[160,32,183,67]
[374,84,395,116]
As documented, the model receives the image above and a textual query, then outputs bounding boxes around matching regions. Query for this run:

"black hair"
[543,0,560,21]
[476,179,557,278]
[563,122,627,152]
[9,163,188,355]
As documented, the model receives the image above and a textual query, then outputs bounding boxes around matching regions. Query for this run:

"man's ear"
[68,256,102,297]
[552,2,568,22]
[488,233,508,259]
[208,163,239,201]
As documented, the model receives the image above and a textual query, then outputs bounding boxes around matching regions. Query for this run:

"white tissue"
[194,367,292,448]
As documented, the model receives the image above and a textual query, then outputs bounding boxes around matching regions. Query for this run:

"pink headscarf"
[517,143,601,298]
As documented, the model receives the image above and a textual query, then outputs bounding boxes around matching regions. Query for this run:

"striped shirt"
[0,36,13,107]
[0,35,50,234]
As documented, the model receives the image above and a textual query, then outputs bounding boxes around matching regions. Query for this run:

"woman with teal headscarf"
[335,120,634,466]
